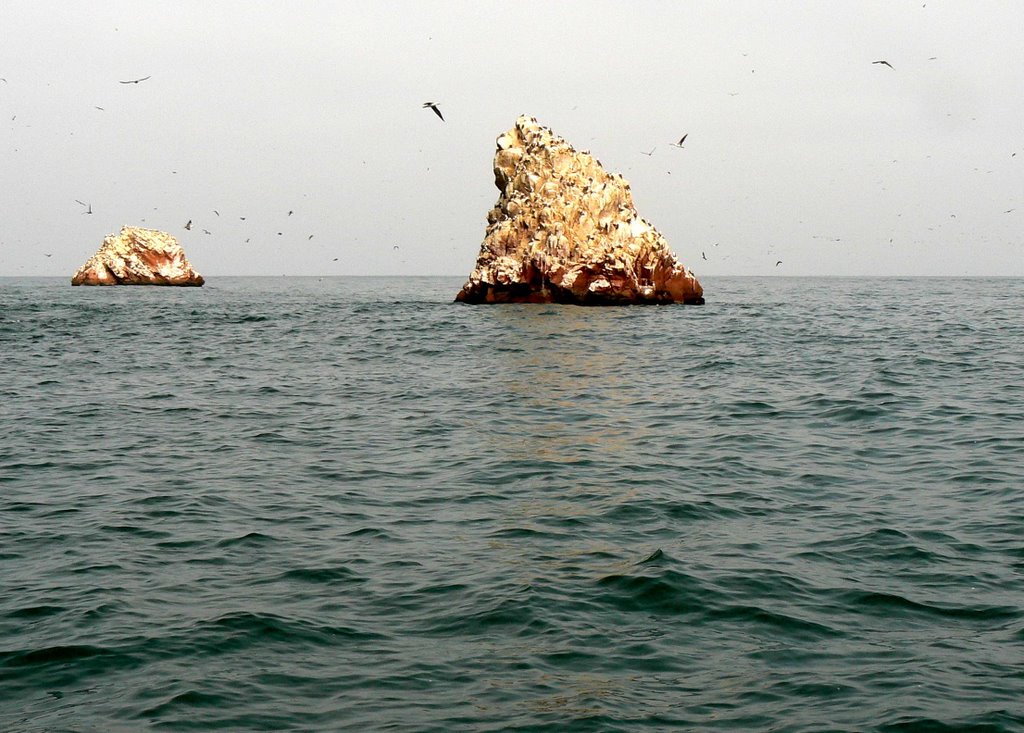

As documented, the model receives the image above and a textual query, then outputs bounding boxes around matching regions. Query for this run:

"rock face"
[456,115,703,305]
[71,226,204,286]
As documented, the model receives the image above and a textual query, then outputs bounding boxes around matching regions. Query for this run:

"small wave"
[841,589,1021,622]
[140,689,228,717]
[202,610,386,648]
[637,548,665,564]
[488,526,566,540]
[4,604,64,620]
[419,592,547,636]
[274,566,368,585]
[596,569,710,615]
[0,643,138,680]
[215,531,277,548]
[877,710,1024,732]
[100,524,171,540]
[707,605,840,639]
[344,527,391,539]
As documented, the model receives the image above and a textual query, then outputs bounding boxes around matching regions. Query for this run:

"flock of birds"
[5,50,1016,275]
[58,74,341,260]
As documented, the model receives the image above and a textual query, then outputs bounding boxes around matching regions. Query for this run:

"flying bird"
[119,75,151,84]
[44,253,52,258]
[671,134,688,148]
[308,235,314,240]
[203,229,211,235]
[288,210,293,216]
[422,102,444,121]
[702,251,707,260]
[184,220,192,230]
[213,210,219,216]
[640,147,656,156]
[74,200,92,214]
[775,260,783,267]
[872,60,894,69]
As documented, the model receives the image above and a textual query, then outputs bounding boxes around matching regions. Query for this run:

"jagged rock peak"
[71,226,204,286]
[456,115,703,305]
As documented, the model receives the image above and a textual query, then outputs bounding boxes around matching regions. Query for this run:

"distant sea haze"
[1,276,1022,732]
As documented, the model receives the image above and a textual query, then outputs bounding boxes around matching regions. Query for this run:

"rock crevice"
[456,115,703,305]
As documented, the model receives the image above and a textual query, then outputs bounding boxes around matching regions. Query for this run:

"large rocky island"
[456,115,703,305]
[71,226,204,286]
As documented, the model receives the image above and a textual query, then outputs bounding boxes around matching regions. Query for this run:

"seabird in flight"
[422,102,444,121]
[184,220,192,230]
[75,200,92,214]
[671,134,688,148]
[640,147,656,156]
[775,260,783,267]
[872,60,894,69]
[119,75,151,84]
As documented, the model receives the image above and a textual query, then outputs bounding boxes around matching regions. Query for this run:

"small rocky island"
[456,115,703,305]
[71,226,204,286]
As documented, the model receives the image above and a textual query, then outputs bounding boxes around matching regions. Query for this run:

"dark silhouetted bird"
[119,75,151,84]
[775,260,783,267]
[75,200,92,214]
[184,220,192,230]
[422,102,444,121]
[872,60,894,69]
[671,134,688,148]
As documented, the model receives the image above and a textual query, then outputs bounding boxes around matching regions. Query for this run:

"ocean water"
[1,275,1022,733]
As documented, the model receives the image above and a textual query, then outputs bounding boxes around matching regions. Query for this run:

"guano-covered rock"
[71,226,204,286]
[456,115,703,305]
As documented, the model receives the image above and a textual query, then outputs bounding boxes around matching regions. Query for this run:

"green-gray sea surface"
[2,276,1022,732]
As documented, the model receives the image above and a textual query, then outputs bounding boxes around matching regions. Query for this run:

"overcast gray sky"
[1,1,1021,277]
